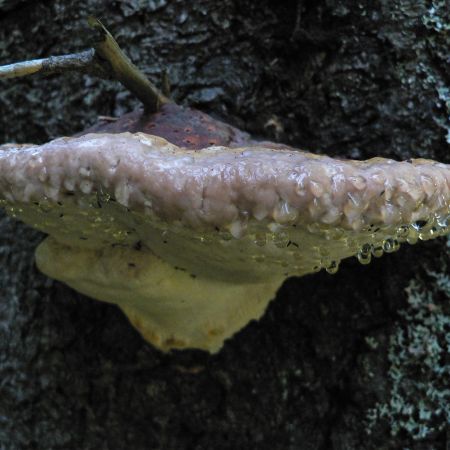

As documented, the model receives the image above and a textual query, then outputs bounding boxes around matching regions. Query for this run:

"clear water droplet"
[412,220,428,232]
[437,215,449,229]
[396,225,409,240]
[383,238,400,253]
[325,260,339,274]
[371,245,384,258]
[357,243,372,265]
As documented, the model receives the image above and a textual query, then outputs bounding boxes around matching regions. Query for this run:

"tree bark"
[0,1,449,449]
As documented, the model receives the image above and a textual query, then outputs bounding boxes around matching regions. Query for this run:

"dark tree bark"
[0,1,449,449]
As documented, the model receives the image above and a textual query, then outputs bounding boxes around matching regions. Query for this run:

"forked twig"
[0,17,170,114]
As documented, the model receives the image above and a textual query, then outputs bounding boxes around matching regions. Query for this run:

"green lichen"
[367,237,450,440]
[436,86,450,144]
[422,1,450,33]
[422,1,450,145]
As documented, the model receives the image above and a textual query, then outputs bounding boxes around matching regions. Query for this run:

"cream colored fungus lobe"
[0,133,449,352]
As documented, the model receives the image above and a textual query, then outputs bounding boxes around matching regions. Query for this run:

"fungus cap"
[0,132,449,352]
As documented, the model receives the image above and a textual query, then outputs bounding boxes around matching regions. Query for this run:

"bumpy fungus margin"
[0,133,449,352]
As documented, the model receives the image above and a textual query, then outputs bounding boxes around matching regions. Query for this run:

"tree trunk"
[0,1,449,449]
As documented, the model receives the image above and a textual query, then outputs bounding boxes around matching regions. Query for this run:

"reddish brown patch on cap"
[81,103,252,150]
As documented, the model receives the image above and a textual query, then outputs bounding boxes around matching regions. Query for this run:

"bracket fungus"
[1,19,449,353]
[0,132,449,352]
